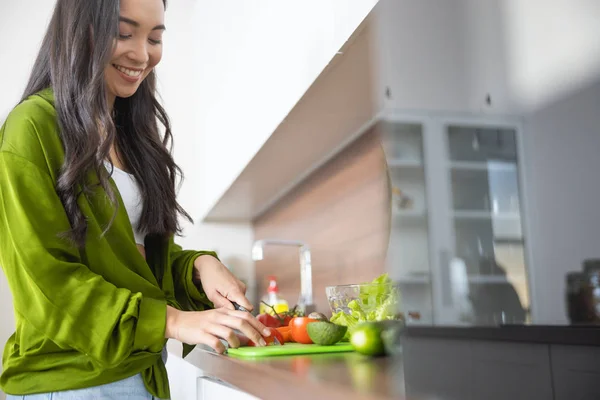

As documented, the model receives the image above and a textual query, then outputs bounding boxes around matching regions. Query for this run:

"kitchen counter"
[406,324,600,346]
[182,325,600,400]
[185,346,405,400]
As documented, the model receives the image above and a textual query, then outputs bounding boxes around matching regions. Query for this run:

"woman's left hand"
[193,255,253,311]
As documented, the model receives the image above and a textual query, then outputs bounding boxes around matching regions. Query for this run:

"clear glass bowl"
[325,282,403,320]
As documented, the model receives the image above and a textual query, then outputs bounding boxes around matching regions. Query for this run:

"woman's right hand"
[165,306,270,354]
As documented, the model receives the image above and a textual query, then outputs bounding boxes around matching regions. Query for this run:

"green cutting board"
[227,342,354,358]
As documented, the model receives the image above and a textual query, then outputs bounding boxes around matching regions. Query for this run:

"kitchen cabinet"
[381,111,533,326]
[197,376,259,400]
[403,335,555,400]
[469,341,553,400]
[550,345,600,400]
[373,0,517,116]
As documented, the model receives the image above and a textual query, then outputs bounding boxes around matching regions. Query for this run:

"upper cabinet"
[373,0,517,115]
[383,112,531,326]
[196,1,378,221]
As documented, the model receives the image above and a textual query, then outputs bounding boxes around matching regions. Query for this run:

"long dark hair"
[22,0,191,247]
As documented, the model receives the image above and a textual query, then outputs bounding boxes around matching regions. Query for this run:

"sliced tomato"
[276,326,292,343]
[290,317,318,344]
[248,327,284,347]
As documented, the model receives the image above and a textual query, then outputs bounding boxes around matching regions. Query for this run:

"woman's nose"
[127,39,149,65]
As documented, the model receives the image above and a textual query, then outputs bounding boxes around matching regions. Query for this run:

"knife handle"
[232,302,249,313]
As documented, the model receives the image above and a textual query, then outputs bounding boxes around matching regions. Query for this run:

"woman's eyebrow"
[119,16,166,31]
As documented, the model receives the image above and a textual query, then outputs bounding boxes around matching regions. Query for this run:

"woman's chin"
[115,88,139,99]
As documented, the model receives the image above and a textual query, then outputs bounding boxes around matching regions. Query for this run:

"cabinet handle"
[439,249,453,306]
[198,375,241,391]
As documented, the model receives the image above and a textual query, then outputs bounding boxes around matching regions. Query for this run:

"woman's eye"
[149,38,162,45]
[119,33,132,40]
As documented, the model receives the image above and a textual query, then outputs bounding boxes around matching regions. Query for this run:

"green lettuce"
[330,273,401,339]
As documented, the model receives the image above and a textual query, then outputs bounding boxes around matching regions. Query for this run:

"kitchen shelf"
[388,159,423,168]
[453,210,521,220]
[398,276,431,284]
[468,275,527,284]
[450,161,517,172]
[393,209,427,219]
[494,237,525,245]
[398,275,526,285]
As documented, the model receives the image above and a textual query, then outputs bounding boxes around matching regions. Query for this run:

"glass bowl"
[325,282,403,321]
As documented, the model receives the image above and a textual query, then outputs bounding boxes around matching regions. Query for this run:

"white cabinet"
[373,0,517,115]
[382,111,533,326]
[197,376,259,400]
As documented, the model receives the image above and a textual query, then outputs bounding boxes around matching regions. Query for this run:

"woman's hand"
[165,306,270,354]
[193,255,253,311]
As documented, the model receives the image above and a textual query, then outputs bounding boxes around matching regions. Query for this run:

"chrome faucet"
[251,239,315,314]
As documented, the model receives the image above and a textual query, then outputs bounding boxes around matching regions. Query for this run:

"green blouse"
[0,89,214,399]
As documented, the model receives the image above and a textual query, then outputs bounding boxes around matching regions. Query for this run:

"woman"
[0,0,270,398]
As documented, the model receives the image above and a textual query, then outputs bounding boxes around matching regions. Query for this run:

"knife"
[232,302,282,346]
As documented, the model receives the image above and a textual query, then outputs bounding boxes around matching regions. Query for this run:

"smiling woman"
[0,1,269,399]
[106,3,166,103]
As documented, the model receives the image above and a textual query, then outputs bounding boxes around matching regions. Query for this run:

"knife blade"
[232,302,282,345]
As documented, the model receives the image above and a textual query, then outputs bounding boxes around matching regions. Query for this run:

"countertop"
[405,324,600,346]
[185,346,405,400]
[181,325,600,400]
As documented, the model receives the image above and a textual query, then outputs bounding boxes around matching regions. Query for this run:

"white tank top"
[105,162,146,245]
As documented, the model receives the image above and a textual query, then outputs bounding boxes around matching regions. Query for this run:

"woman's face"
[105,0,165,101]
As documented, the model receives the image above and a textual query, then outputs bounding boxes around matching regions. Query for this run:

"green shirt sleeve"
[169,240,216,312]
[168,241,218,358]
[0,149,167,369]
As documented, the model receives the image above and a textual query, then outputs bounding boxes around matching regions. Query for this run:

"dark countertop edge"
[405,325,600,346]
[182,347,399,400]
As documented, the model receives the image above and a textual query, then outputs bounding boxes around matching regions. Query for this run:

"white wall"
[156,0,255,294]
[501,0,600,112]
[524,80,600,324]
[0,3,56,398]
[497,0,600,323]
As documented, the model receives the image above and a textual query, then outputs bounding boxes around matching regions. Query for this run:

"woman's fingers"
[210,293,236,310]
[207,324,241,349]
[227,309,271,336]
[194,331,227,354]
[218,314,267,346]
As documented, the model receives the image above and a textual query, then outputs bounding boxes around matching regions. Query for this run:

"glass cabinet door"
[381,121,433,325]
[445,124,530,325]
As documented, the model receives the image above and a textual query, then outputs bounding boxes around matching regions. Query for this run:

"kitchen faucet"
[251,239,315,314]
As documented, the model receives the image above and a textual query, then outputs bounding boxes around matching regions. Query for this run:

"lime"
[350,322,386,356]
[307,321,348,345]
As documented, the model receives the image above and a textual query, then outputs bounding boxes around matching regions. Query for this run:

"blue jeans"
[6,373,158,400]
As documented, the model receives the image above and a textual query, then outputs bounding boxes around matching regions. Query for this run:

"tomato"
[276,326,292,343]
[248,327,284,347]
[265,327,284,345]
[282,315,293,326]
[257,313,281,328]
[290,317,318,344]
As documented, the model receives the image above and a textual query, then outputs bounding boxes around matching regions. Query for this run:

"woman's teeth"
[114,65,142,77]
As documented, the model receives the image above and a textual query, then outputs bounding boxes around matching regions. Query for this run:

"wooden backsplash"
[253,130,391,315]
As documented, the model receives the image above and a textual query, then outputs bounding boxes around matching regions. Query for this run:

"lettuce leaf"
[329,273,401,337]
